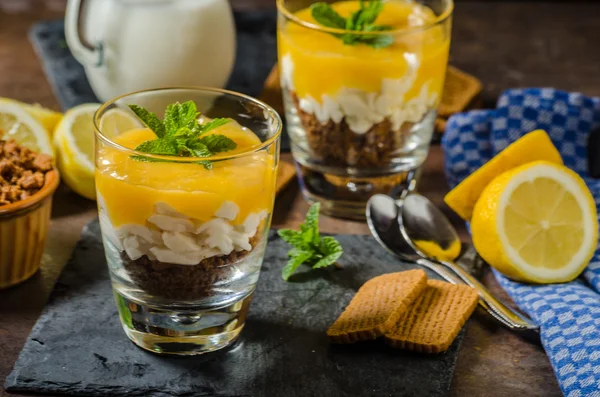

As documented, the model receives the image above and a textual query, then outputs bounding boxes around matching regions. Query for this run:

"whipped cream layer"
[99,199,268,266]
[281,53,438,134]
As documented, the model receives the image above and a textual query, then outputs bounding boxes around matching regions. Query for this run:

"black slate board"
[28,11,290,151]
[5,220,465,397]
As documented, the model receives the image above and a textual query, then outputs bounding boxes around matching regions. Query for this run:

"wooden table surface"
[2,0,600,396]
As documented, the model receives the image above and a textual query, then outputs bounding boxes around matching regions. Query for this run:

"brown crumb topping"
[122,235,261,301]
[291,93,413,168]
[0,139,53,206]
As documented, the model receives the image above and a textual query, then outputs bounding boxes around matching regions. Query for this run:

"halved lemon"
[0,97,63,136]
[0,101,54,155]
[53,105,142,200]
[445,130,563,221]
[471,161,598,284]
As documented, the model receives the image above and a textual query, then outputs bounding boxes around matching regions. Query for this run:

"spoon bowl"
[366,194,421,262]
[400,194,462,262]
[367,194,463,285]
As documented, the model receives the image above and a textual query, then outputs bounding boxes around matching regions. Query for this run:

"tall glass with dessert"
[94,87,281,355]
[277,0,452,218]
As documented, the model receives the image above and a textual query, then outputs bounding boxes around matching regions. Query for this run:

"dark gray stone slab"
[28,11,290,151]
[5,220,465,397]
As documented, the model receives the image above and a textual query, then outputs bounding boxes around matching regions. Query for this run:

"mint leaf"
[199,134,237,153]
[369,35,394,49]
[134,138,177,155]
[278,229,306,249]
[279,203,344,281]
[197,118,231,136]
[128,104,166,138]
[164,101,198,135]
[196,160,213,170]
[311,1,393,49]
[128,103,238,167]
[314,237,343,268]
[301,202,320,245]
[186,140,212,157]
[173,126,194,138]
[282,251,315,281]
[355,0,383,27]
[311,2,347,30]
[304,202,320,232]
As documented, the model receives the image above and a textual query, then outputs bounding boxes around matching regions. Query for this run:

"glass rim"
[276,0,454,37]
[93,86,283,163]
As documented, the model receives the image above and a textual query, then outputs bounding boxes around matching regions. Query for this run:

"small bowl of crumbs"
[0,139,59,289]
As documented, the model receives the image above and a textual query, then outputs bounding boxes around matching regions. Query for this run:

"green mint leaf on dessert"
[196,160,214,170]
[127,101,237,169]
[278,203,344,281]
[310,2,347,30]
[355,0,383,27]
[134,137,177,156]
[186,140,213,157]
[199,134,237,153]
[310,0,393,49]
[364,32,394,48]
[197,118,232,136]
[128,104,166,138]
[164,101,199,134]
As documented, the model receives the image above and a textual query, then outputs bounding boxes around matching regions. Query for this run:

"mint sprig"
[127,101,236,170]
[278,203,344,281]
[311,1,393,48]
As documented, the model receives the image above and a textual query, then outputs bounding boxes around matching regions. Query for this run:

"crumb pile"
[0,139,53,205]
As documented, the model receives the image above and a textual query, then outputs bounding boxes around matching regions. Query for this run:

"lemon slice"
[0,98,63,135]
[445,130,563,221]
[0,101,54,155]
[53,103,101,199]
[471,161,598,284]
[53,104,142,200]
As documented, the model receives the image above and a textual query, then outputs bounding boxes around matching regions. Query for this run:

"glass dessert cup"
[277,0,453,219]
[94,87,281,355]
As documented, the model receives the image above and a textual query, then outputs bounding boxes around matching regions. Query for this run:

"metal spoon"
[367,194,516,330]
[398,193,539,332]
[366,194,466,284]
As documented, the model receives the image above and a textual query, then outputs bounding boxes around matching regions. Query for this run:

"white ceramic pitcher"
[65,0,236,102]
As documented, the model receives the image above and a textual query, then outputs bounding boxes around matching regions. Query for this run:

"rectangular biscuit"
[384,280,478,353]
[437,66,483,118]
[327,269,428,344]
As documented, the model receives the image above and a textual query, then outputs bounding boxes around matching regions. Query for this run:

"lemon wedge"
[0,97,63,136]
[53,104,142,200]
[445,130,563,221]
[0,101,54,155]
[471,161,598,284]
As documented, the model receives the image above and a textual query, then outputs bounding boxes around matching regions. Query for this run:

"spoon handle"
[415,258,523,330]
[439,259,540,332]
[415,258,462,284]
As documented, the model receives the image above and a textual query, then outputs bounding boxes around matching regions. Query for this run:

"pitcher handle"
[65,0,104,67]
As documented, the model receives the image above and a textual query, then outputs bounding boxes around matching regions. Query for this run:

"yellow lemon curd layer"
[278,0,450,101]
[96,123,277,228]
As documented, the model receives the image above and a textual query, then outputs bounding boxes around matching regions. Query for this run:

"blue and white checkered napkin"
[442,88,600,397]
